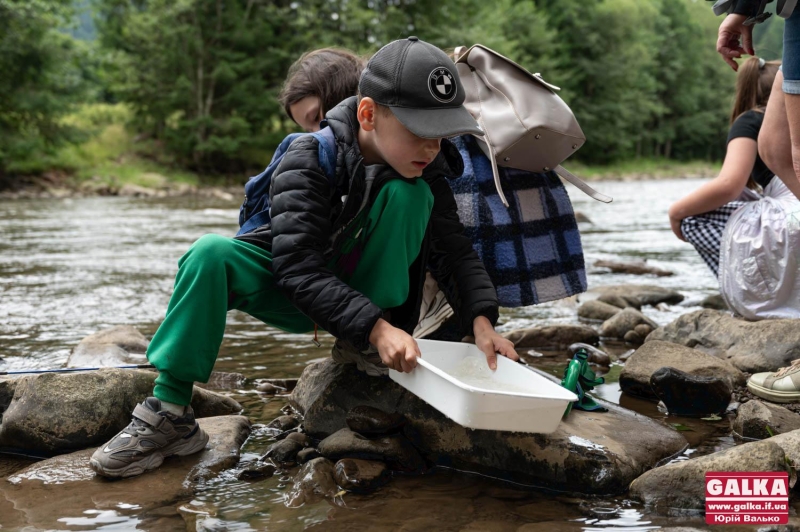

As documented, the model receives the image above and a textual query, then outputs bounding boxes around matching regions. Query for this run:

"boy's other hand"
[473,316,519,370]
[369,318,421,373]
[716,14,753,71]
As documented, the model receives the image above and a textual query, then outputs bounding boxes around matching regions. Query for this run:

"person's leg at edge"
[774,11,800,199]
[749,17,800,400]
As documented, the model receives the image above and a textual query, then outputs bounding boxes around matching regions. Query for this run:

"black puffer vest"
[236,97,498,349]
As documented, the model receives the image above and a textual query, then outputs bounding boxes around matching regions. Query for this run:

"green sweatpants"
[149,178,434,405]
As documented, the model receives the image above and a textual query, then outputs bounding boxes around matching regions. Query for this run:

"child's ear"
[357,97,377,132]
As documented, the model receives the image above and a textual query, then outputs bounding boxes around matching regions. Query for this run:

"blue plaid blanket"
[448,135,587,307]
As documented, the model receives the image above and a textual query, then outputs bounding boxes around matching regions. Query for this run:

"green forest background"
[0,0,788,189]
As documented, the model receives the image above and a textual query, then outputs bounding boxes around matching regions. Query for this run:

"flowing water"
[0,179,773,530]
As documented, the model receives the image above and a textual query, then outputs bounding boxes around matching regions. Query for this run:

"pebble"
[267,415,299,432]
[237,462,277,481]
[263,439,303,464]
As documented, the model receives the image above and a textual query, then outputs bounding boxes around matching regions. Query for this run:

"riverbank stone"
[593,260,673,277]
[647,309,800,373]
[66,325,150,368]
[292,359,687,495]
[649,367,732,416]
[619,341,745,400]
[581,284,684,308]
[346,405,406,436]
[503,325,599,349]
[0,369,241,455]
[629,440,792,512]
[0,416,250,530]
[600,308,658,340]
[317,428,426,473]
[263,439,303,465]
[733,400,800,439]
[334,458,390,493]
[577,300,622,322]
[285,458,338,508]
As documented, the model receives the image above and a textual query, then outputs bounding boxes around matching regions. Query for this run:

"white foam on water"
[447,357,532,394]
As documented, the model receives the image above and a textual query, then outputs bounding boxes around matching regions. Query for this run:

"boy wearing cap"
[90,37,517,479]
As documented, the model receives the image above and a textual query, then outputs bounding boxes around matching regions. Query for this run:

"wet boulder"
[647,309,800,373]
[700,293,727,310]
[263,439,303,465]
[593,260,673,277]
[285,458,338,508]
[292,359,687,495]
[297,448,321,464]
[503,325,599,349]
[629,440,792,512]
[0,416,250,531]
[582,284,684,308]
[600,308,659,340]
[620,341,745,400]
[649,367,732,416]
[577,300,621,322]
[237,461,277,481]
[267,415,299,432]
[346,405,406,436]
[597,293,640,310]
[0,369,241,455]
[733,400,800,440]
[285,432,310,447]
[66,325,150,368]
[317,428,426,473]
[334,458,390,493]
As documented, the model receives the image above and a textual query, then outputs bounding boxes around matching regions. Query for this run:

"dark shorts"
[783,10,800,93]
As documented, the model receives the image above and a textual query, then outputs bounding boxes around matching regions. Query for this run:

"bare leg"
[759,71,800,198]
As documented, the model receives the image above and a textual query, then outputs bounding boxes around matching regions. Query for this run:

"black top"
[727,109,774,188]
[235,97,499,349]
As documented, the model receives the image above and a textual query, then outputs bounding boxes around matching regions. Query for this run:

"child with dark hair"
[90,37,518,479]
[278,48,366,132]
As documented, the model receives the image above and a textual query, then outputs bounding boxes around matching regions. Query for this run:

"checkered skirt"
[447,135,587,307]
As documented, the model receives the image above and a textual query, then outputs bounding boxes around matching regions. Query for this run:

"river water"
[0,179,754,530]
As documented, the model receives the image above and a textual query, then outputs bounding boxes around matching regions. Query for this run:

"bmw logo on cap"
[428,67,457,103]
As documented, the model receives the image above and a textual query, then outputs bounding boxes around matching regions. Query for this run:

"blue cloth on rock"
[447,135,587,307]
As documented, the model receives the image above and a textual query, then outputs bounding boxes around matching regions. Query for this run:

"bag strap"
[311,126,337,183]
[555,165,613,203]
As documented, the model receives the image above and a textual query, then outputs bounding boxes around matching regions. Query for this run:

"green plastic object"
[560,349,608,417]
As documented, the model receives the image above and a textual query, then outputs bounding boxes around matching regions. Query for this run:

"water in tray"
[449,357,532,394]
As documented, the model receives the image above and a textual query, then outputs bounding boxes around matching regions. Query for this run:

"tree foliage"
[0,0,87,177]
[0,0,781,176]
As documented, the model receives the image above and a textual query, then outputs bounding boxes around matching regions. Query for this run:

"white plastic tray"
[389,339,577,433]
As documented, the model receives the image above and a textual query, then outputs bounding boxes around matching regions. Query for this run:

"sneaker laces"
[774,358,800,378]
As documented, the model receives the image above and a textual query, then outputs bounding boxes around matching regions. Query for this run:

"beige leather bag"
[454,44,611,206]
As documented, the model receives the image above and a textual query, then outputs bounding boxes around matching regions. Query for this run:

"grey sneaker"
[748,359,800,403]
[89,397,209,478]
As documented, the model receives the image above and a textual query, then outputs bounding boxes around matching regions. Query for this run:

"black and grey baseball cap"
[359,36,482,139]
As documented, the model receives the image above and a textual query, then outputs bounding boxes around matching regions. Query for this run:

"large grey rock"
[629,440,791,512]
[0,416,250,530]
[647,309,800,373]
[600,308,659,339]
[620,341,745,400]
[734,400,800,440]
[0,369,241,454]
[577,300,622,322]
[291,359,687,495]
[582,284,684,308]
[503,325,599,349]
[67,325,150,367]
